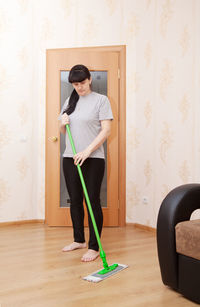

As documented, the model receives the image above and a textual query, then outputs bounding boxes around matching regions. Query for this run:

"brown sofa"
[157,184,200,304]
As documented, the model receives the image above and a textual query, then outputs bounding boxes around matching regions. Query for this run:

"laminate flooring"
[0,224,198,307]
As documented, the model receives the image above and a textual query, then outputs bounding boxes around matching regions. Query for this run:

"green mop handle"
[66,124,109,269]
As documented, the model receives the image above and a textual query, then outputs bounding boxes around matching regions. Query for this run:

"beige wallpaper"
[0,0,200,227]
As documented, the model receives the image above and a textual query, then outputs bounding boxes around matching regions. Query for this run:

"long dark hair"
[63,64,91,115]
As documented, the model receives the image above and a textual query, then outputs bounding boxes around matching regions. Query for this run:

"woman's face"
[72,78,92,96]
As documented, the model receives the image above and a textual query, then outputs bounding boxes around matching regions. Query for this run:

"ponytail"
[63,89,79,115]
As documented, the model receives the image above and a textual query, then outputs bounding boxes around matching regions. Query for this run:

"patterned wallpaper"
[0,0,200,226]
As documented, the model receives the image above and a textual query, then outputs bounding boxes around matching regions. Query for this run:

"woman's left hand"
[73,148,92,166]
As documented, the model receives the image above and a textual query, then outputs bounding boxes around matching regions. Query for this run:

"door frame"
[45,45,126,226]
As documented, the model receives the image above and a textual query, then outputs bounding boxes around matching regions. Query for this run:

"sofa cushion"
[175,219,200,260]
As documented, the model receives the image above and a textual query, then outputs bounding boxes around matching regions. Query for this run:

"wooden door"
[46,48,119,226]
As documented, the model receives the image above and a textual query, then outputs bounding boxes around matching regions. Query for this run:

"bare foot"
[62,242,86,252]
[81,249,99,262]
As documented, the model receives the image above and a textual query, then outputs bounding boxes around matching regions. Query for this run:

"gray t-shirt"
[59,91,113,159]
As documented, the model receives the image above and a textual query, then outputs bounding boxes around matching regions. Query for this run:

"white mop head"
[83,263,128,283]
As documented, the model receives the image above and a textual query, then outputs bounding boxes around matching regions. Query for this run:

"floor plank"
[0,224,198,307]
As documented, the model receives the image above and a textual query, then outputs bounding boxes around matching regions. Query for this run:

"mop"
[66,123,128,282]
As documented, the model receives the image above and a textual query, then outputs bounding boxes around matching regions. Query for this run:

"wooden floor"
[0,224,198,307]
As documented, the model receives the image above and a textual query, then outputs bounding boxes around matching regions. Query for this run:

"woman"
[59,64,113,262]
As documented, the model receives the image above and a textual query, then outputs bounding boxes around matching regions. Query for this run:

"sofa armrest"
[157,183,200,290]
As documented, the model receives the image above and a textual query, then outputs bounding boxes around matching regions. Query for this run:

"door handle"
[49,136,58,142]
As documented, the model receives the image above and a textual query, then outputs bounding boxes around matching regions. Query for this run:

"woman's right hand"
[61,113,70,126]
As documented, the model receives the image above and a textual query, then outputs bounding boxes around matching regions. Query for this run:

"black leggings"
[63,157,105,251]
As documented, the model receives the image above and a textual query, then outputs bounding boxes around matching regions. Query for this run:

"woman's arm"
[74,119,112,166]
[59,113,70,134]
